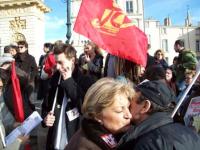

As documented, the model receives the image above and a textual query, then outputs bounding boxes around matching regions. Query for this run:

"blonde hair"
[82,77,135,119]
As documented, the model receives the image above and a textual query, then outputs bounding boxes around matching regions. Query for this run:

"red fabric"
[74,0,148,66]
[44,52,56,77]
[25,144,31,150]
[11,61,24,123]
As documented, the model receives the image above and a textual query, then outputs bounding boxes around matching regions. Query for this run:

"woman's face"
[84,44,94,56]
[98,94,132,134]
[156,52,163,60]
[166,69,173,81]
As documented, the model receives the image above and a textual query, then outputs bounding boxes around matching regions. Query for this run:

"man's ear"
[140,100,151,114]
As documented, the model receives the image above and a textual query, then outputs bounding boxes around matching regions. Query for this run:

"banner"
[74,0,148,66]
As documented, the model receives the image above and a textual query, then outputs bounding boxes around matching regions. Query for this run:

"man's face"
[55,53,75,79]
[129,94,146,125]
[174,44,180,53]
[18,44,27,53]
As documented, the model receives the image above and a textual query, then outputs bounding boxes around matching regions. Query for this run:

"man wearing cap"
[118,80,200,150]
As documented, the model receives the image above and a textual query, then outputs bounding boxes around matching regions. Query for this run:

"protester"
[78,41,103,80]
[104,53,117,78]
[165,67,177,95]
[117,80,200,150]
[37,42,54,100]
[154,49,168,69]
[174,40,197,86]
[114,57,144,84]
[0,77,29,150]
[66,77,135,150]
[42,43,95,150]
[13,41,37,118]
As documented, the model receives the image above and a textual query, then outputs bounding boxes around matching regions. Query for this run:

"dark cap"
[136,80,176,107]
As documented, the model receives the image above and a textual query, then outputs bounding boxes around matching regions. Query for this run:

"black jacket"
[41,67,95,150]
[118,112,200,150]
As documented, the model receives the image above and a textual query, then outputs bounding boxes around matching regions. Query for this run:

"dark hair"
[175,40,184,47]
[17,40,28,48]
[115,57,140,84]
[54,43,76,60]
[144,65,165,81]
[44,43,54,51]
[4,45,11,53]
[135,91,175,114]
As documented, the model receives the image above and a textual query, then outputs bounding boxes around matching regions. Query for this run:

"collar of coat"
[82,118,117,150]
[118,112,173,148]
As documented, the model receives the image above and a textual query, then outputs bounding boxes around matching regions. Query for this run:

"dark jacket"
[2,66,35,118]
[118,112,200,150]
[42,67,95,150]
[66,119,118,150]
[15,51,37,82]
[78,53,103,80]
[65,129,102,150]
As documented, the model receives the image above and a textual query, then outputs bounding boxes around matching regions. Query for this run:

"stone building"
[0,0,50,62]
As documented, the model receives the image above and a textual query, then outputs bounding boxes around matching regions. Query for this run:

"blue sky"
[44,0,200,42]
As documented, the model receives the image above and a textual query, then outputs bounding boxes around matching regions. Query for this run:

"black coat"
[118,112,200,150]
[42,67,96,150]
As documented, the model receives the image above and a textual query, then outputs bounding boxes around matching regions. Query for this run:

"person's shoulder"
[66,129,101,150]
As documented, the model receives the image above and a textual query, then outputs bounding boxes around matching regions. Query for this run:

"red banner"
[74,0,148,66]
[11,61,24,122]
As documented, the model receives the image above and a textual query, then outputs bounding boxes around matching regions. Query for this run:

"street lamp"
[65,0,71,44]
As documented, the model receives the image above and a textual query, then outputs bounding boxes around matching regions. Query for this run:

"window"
[162,28,167,34]
[126,1,133,13]
[196,28,200,35]
[162,39,168,52]
[196,40,200,52]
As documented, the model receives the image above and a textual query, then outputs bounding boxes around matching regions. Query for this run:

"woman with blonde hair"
[66,77,135,150]
[154,49,168,69]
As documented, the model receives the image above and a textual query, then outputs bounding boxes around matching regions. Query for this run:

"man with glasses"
[13,40,37,118]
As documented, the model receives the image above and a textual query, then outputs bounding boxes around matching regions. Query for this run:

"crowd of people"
[0,39,200,150]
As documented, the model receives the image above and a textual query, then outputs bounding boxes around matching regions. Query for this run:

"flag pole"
[0,125,6,148]
[171,62,200,118]
[51,75,62,113]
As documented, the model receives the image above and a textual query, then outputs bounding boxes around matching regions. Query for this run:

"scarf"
[82,118,118,150]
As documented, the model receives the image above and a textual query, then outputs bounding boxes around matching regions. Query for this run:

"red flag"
[11,61,24,122]
[74,0,148,66]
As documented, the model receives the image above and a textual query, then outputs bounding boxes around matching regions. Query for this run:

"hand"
[84,55,91,62]
[61,65,73,80]
[18,135,30,144]
[44,112,55,127]
[13,122,21,128]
